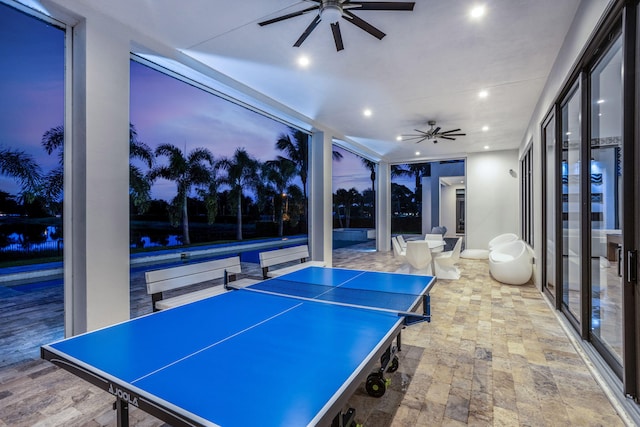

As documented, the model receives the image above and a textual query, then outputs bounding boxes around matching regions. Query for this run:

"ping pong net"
[228,276,431,325]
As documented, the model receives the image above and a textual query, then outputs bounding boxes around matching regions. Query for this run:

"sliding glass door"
[561,83,582,324]
[589,34,623,369]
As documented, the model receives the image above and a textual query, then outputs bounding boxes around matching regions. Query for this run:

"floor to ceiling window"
[589,31,623,368]
[561,82,582,324]
[543,112,557,301]
[543,0,635,396]
[520,143,533,246]
[330,145,375,248]
[0,0,65,365]
[129,58,309,249]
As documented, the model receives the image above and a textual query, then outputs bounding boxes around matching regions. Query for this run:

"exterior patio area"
[0,242,630,426]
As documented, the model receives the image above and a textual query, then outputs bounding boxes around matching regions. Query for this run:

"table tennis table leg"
[331,407,356,427]
[421,293,431,322]
[113,398,129,427]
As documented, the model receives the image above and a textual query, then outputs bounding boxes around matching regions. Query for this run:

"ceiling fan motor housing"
[321,1,343,24]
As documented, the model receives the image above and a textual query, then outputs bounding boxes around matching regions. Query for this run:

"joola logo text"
[108,384,139,407]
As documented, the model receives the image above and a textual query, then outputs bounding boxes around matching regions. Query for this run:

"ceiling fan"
[258,0,415,51]
[402,121,466,144]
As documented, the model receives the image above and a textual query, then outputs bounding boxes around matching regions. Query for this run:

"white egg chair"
[488,233,519,251]
[488,240,533,285]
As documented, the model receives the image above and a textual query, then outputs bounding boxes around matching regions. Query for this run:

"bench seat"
[155,277,259,310]
[146,256,259,311]
[259,245,326,279]
[266,260,325,278]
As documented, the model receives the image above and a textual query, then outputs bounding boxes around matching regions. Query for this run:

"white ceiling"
[49,0,582,163]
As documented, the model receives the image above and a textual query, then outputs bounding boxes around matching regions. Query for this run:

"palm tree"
[361,158,376,225]
[149,144,214,245]
[262,158,299,237]
[129,125,154,214]
[334,187,360,228]
[0,148,42,202]
[218,148,260,241]
[276,128,343,227]
[40,124,155,213]
[393,163,431,215]
[196,163,221,225]
[40,125,64,204]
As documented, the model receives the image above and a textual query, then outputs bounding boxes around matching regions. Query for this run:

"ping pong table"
[41,266,436,427]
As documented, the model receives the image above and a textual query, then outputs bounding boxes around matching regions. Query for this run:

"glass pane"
[561,84,581,321]
[545,116,556,296]
[590,36,623,363]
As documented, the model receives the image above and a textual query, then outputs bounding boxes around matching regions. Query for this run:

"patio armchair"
[391,236,406,259]
[405,240,433,275]
[434,237,462,280]
[488,233,519,251]
[396,234,408,250]
[488,240,533,285]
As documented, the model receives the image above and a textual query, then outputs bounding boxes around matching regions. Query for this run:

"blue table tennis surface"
[43,267,435,427]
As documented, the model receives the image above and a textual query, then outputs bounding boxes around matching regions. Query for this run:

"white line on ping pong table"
[129,303,304,385]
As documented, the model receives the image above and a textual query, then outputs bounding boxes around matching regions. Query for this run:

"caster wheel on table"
[386,356,399,373]
[365,373,387,398]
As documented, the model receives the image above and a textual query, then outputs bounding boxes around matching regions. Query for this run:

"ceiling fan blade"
[346,1,415,11]
[438,136,456,140]
[410,136,429,144]
[432,127,441,135]
[342,10,386,40]
[441,133,466,137]
[401,136,429,143]
[258,5,320,26]
[331,22,345,51]
[294,15,322,47]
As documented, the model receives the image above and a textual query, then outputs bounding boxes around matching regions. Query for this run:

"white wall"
[466,150,519,250]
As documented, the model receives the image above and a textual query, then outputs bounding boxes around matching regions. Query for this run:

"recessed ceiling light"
[297,55,310,67]
[415,151,421,156]
[396,135,402,141]
[363,109,372,117]
[482,125,490,132]
[597,99,605,104]
[479,90,489,99]
[470,5,486,19]
[484,145,490,150]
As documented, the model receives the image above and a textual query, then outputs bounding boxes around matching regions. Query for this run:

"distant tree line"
[2,123,436,246]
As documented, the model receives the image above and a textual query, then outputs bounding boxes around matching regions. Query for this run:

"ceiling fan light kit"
[258,0,416,51]
[401,120,466,144]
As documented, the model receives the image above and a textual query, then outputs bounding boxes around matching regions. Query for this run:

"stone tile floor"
[0,241,630,426]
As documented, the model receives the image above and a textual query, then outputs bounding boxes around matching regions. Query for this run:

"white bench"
[258,245,325,279]
[145,256,259,311]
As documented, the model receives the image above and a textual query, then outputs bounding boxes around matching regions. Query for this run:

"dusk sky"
[0,3,64,196]
[1,2,411,204]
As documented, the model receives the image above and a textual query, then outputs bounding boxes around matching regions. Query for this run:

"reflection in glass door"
[561,84,581,323]
[589,35,623,366]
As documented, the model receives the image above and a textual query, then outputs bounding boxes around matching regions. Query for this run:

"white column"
[376,161,391,252]
[421,176,432,234]
[65,17,130,335]
[309,131,333,265]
